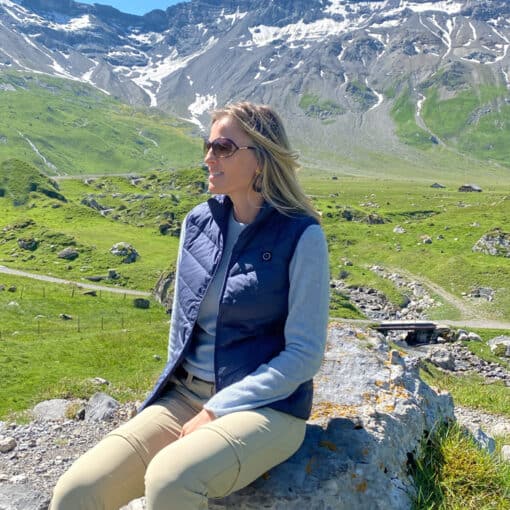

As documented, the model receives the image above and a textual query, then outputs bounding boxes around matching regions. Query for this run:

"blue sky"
[79,1,189,16]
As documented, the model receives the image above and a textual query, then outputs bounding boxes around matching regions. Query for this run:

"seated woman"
[50,101,330,510]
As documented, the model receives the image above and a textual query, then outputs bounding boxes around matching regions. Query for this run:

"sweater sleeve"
[203,224,330,417]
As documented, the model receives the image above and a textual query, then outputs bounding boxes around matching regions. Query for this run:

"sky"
[78,1,189,16]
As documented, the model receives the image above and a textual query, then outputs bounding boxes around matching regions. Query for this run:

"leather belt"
[175,365,213,386]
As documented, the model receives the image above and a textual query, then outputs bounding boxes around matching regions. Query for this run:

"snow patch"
[245,18,352,48]
[188,93,217,129]
[130,36,218,107]
[128,31,166,45]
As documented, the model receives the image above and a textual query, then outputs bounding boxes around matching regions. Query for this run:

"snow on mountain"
[1,0,509,162]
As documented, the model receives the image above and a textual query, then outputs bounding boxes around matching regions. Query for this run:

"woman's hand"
[180,408,216,438]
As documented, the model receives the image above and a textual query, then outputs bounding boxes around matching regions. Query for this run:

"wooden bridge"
[373,320,450,344]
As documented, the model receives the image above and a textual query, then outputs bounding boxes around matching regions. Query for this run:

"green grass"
[419,85,510,166]
[0,162,207,291]
[298,93,345,118]
[0,274,168,418]
[302,174,510,321]
[0,71,202,176]
[420,364,510,418]
[391,88,435,149]
[412,422,510,509]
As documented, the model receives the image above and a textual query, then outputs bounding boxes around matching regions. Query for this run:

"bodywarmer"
[140,195,318,419]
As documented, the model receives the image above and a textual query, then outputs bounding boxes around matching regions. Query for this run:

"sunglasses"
[203,137,256,158]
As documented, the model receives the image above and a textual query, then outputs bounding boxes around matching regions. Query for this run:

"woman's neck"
[230,193,263,224]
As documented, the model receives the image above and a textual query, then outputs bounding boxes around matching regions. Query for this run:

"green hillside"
[0,71,202,176]
[391,73,510,169]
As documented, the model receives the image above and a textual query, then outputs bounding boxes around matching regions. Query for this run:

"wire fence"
[0,283,169,339]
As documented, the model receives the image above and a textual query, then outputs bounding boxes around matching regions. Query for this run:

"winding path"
[0,265,150,297]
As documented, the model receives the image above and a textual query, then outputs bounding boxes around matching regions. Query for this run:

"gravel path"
[0,265,150,297]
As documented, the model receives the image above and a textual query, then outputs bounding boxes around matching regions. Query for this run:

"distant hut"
[430,182,446,189]
[458,184,482,192]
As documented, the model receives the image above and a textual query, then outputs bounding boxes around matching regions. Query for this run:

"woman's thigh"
[50,390,199,510]
[146,407,306,502]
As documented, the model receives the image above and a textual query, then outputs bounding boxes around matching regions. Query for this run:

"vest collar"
[207,194,275,233]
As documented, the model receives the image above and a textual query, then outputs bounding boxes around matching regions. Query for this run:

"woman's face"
[204,116,259,201]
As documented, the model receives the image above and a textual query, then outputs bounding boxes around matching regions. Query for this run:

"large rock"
[0,484,49,510]
[110,242,139,263]
[32,399,70,421]
[124,325,453,510]
[85,392,120,422]
[472,229,510,257]
[488,335,510,357]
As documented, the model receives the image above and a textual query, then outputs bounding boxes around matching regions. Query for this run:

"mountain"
[1,0,510,176]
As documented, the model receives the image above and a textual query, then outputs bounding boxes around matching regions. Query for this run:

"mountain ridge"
[1,0,510,174]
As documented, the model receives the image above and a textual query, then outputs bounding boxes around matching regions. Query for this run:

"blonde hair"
[211,102,320,222]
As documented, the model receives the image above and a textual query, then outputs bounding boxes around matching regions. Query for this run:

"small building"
[458,184,482,192]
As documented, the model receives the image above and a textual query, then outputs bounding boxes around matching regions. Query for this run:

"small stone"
[501,445,510,462]
[0,437,17,453]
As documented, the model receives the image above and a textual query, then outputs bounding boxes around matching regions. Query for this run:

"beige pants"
[50,374,306,510]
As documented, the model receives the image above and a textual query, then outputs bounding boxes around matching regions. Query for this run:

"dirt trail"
[0,265,150,297]
[390,267,510,330]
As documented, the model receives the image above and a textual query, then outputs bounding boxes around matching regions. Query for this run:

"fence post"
[21,286,24,299]
[101,317,104,330]
[77,317,80,333]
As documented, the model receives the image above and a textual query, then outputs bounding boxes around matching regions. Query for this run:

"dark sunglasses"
[203,137,256,158]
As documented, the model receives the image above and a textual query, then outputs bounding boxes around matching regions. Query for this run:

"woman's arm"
[203,224,330,417]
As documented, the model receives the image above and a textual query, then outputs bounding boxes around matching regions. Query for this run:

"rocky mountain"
[1,0,510,172]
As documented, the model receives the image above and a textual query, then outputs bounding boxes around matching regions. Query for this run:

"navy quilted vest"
[141,195,318,419]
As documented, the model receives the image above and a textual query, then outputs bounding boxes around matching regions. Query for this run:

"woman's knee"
[50,469,102,510]
[145,448,207,509]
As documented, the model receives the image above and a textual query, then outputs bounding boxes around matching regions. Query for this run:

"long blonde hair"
[211,102,320,222]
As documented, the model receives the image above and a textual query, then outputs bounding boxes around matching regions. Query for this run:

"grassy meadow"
[0,71,202,176]
[0,273,169,418]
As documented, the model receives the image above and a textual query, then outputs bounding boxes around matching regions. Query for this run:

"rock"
[110,242,139,263]
[472,228,510,258]
[0,484,49,510]
[492,423,510,437]
[393,226,406,234]
[85,392,120,422]
[467,332,482,342]
[17,238,39,251]
[420,235,432,244]
[462,426,496,454]
[488,336,510,358]
[468,287,494,301]
[427,347,455,371]
[0,437,17,453]
[501,445,510,462]
[32,399,70,421]
[212,327,452,509]
[133,298,150,309]
[108,269,120,280]
[57,247,79,261]
[152,270,175,312]
[59,313,72,320]
[8,286,17,292]
[90,377,110,386]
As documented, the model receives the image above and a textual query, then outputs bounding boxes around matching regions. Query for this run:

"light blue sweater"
[172,210,329,417]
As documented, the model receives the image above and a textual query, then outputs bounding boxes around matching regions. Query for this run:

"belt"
[175,365,214,386]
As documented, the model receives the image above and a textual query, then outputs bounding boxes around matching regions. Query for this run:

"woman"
[51,102,329,509]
